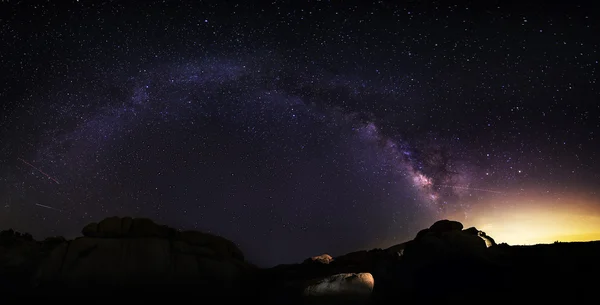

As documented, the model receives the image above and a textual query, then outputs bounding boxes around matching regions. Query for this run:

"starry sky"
[1,1,599,266]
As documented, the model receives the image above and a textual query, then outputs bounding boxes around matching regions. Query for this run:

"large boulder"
[404,220,489,263]
[464,227,497,248]
[373,221,500,302]
[81,217,174,238]
[478,231,497,248]
[303,273,374,304]
[178,230,244,261]
[429,219,463,233]
[82,217,244,261]
[36,217,249,292]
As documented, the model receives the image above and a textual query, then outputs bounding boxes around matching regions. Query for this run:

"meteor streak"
[18,158,60,184]
[35,203,63,212]
[438,185,505,194]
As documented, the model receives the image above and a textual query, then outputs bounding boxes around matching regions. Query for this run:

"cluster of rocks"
[254,219,499,304]
[35,217,253,300]
[0,217,499,303]
[1,216,254,302]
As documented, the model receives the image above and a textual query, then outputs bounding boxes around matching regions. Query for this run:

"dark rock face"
[429,219,464,233]
[255,220,501,304]
[0,219,503,303]
[479,231,497,247]
[2,217,600,304]
[378,221,496,302]
[36,217,249,292]
[0,229,63,291]
[1,217,252,302]
[406,223,487,260]
[81,216,244,261]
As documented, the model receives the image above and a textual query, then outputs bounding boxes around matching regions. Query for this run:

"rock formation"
[34,216,249,292]
[303,272,374,305]
[304,253,334,265]
[402,219,489,264]
[5,216,597,304]
[4,216,252,303]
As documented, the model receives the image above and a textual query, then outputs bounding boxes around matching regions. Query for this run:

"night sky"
[1,1,600,266]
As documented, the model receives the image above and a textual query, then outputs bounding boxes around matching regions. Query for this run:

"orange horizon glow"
[448,193,600,245]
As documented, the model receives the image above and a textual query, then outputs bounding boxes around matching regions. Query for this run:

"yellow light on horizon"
[449,194,600,245]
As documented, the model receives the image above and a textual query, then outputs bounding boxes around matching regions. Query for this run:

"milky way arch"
[7,55,495,265]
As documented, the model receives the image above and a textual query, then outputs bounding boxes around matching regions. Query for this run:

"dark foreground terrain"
[1,217,599,304]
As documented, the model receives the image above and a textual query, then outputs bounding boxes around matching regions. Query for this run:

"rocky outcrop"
[34,217,251,296]
[0,229,40,288]
[464,227,497,248]
[260,219,499,304]
[1,217,505,303]
[0,229,64,292]
[303,273,374,304]
[304,254,334,265]
[479,231,497,247]
[429,219,464,232]
[1,217,599,303]
[371,220,500,302]
[81,216,244,260]
[384,242,407,257]
[402,219,489,263]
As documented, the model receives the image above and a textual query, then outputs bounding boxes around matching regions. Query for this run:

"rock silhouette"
[303,272,374,305]
[1,217,599,304]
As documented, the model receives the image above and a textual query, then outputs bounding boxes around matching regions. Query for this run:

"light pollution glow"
[450,194,600,245]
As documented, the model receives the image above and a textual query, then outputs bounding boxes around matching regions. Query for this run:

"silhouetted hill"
[1,217,599,304]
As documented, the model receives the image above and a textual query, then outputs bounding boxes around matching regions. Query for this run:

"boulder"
[177,230,244,261]
[415,228,431,240]
[464,227,496,248]
[81,217,174,239]
[429,219,463,234]
[403,220,493,266]
[81,222,98,237]
[303,273,374,304]
[97,216,128,237]
[129,217,174,238]
[443,230,488,255]
[478,231,497,248]
[36,217,249,290]
[463,227,480,236]
[171,240,218,258]
[33,241,69,286]
[304,254,334,265]
[373,221,500,302]
[51,237,171,286]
